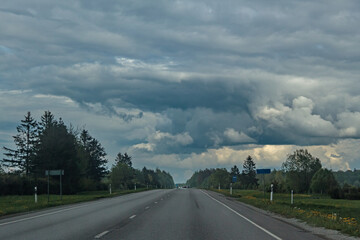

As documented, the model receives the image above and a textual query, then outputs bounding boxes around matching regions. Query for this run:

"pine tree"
[79,129,108,182]
[231,165,240,176]
[39,110,55,131]
[242,155,258,188]
[35,111,81,193]
[115,152,132,167]
[2,112,38,175]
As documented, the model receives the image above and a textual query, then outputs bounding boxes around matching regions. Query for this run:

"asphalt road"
[0,189,328,240]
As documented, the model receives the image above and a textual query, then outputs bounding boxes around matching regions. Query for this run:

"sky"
[1,0,360,183]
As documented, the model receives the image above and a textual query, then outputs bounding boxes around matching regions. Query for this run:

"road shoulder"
[206,190,360,240]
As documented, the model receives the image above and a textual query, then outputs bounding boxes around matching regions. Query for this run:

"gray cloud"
[1,0,360,181]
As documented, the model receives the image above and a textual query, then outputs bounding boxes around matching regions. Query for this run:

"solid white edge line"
[129,215,136,219]
[94,230,109,239]
[0,190,159,227]
[0,201,102,227]
[201,190,282,240]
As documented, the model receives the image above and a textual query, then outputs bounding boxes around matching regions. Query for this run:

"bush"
[330,184,360,200]
[0,174,66,195]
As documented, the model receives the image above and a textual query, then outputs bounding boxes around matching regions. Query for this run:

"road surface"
[0,189,327,240]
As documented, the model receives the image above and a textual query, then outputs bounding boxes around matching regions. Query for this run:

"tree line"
[186,149,360,200]
[0,111,174,195]
[186,155,259,190]
[110,152,175,189]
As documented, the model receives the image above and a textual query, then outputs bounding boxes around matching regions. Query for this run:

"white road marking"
[94,230,109,239]
[154,201,158,204]
[129,215,136,219]
[201,190,282,240]
[161,198,163,200]
[145,206,150,209]
[0,191,152,227]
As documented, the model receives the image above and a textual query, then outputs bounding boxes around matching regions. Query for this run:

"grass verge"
[212,189,360,238]
[0,188,149,217]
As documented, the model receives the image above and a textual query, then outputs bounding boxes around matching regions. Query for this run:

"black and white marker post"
[34,186,37,203]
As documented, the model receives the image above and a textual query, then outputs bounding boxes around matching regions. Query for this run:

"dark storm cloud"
[1,0,360,157]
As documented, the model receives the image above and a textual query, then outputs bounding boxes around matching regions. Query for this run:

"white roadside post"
[34,186,38,203]
[270,184,273,202]
[135,183,137,191]
[109,183,112,195]
[230,183,233,195]
[218,183,220,190]
[291,190,294,205]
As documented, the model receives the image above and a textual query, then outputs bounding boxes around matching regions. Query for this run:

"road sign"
[45,169,64,202]
[256,168,271,200]
[232,176,237,183]
[45,170,64,176]
[256,169,271,174]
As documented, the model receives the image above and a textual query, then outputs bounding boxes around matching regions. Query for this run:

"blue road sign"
[232,176,237,183]
[256,169,271,174]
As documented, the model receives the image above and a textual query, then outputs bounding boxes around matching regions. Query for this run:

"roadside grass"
[0,188,148,217]
[213,189,360,237]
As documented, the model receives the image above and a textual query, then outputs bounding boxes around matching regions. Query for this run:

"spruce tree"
[242,155,258,188]
[2,112,38,175]
[79,129,108,182]
[115,152,132,167]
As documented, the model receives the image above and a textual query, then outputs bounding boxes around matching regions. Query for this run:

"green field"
[0,188,148,217]
[213,189,360,237]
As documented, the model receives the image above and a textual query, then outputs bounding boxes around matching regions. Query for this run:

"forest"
[0,111,174,195]
[186,150,360,200]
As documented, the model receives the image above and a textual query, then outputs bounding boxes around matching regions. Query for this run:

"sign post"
[256,169,271,200]
[47,172,50,203]
[45,170,64,202]
[60,172,62,201]
[231,175,237,195]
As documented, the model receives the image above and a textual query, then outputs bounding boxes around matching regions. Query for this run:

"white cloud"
[224,128,256,143]
[336,112,360,137]
[132,143,155,152]
[255,96,338,138]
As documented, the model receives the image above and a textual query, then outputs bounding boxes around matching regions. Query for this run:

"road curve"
[0,189,327,240]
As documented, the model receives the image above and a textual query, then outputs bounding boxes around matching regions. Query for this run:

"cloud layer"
[1,1,360,182]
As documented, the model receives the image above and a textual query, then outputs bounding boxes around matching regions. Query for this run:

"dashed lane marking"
[94,230,109,239]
